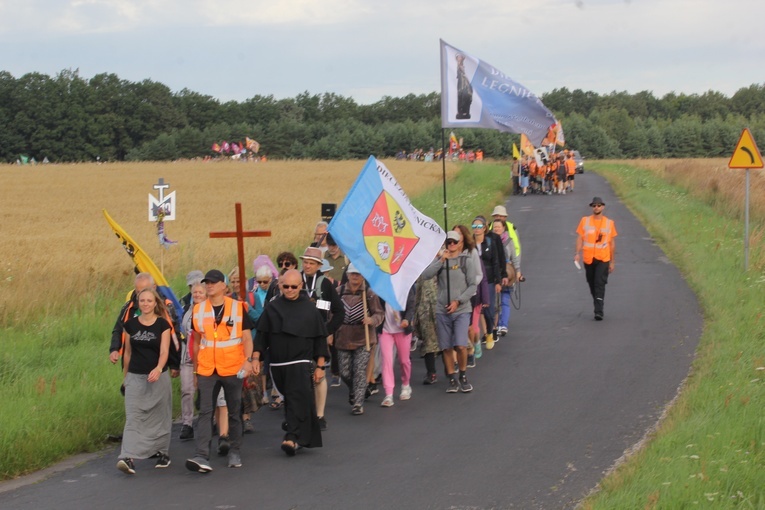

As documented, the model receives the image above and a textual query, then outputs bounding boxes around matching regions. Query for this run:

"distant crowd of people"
[511,149,578,196]
[395,147,485,162]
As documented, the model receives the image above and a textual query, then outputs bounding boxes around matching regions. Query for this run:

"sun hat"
[589,197,606,206]
[319,259,334,273]
[186,270,204,286]
[300,247,324,264]
[491,205,508,217]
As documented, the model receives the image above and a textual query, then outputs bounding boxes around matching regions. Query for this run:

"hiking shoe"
[318,416,327,431]
[180,424,194,441]
[155,453,171,469]
[485,333,495,350]
[381,395,394,407]
[243,419,255,434]
[423,373,437,385]
[228,451,242,468]
[365,383,379,399]
[474,341,482,359]
[400,385,412,400]
[467,354,476,368]
[330,375,341,387]
[459,375,473,393]
[217,435,230,456]
[351,405,364,415]
[186,456,212,473]
[446,377,459,393]
[116,458,135,475]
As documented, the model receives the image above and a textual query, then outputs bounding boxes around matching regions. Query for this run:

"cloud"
[0,0,763,104]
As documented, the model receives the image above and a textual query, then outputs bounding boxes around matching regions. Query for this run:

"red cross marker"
[209,203,271,300]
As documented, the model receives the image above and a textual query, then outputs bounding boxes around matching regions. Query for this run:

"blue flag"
[440,39,557,146]
[328,157,445,311]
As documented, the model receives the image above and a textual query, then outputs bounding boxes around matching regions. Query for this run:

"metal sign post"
[728,128,764,271]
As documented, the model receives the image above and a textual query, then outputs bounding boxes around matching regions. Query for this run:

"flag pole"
[441,129,448,230]
[362,280,371,352]
[440,129,453,305]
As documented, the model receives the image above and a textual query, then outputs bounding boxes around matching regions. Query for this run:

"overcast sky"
[1,0,763,105]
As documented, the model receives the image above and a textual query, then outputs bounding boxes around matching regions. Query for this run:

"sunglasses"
[471,224,484,229]
[279,261,293,267]
[256,280,270,284]
[591,204,604,208]
[280,284,299,290]
[445,239,459,246]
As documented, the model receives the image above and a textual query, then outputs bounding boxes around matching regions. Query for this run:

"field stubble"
[0,159,458,326]
[604,158,765,270]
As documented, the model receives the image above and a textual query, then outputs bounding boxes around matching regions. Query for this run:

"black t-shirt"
[123,316,171,374]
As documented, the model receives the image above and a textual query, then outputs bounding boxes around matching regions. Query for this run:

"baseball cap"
[201,269,226,284]
[446,230,462,242]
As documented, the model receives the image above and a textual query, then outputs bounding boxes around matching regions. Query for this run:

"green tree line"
[1,69,764,162]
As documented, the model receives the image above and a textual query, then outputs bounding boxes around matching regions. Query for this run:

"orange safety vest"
[579,215,616,264]
[193,297,245,377]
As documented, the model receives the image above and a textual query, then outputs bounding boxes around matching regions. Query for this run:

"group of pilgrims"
[513,149,579,196]
[110,204,523,474]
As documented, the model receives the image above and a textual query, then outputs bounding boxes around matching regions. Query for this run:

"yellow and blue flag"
[329,157,445,310]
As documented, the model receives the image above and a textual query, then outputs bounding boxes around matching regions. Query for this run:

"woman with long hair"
[117,288,173,474]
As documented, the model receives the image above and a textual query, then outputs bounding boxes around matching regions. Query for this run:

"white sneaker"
[381,395,394,407]
[400,385,412,400]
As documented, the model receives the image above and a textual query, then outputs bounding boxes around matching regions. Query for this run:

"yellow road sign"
[729,128,764,169]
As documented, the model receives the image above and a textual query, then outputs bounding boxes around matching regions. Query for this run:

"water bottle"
[237,369,247,379]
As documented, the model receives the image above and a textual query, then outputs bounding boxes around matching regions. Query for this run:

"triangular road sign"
[729,128,764,169]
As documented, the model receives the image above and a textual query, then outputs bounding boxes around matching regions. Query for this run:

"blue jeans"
[498,287,511,329]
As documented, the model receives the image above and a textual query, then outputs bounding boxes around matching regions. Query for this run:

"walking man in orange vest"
[186,269,259,472]
[574,197,617,321]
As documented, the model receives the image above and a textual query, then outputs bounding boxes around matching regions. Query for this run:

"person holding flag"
[421,229,480,393]
[333,264,385,415]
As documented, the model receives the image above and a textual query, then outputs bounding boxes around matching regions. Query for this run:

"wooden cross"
[209,203,271,300]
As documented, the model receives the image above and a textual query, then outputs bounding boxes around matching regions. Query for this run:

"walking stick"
[362,281,371,352]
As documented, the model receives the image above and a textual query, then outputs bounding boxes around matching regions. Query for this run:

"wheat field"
[0,159,458,325]
[607,158,765,220]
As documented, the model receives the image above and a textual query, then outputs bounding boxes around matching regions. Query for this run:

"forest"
[1,69,764,162]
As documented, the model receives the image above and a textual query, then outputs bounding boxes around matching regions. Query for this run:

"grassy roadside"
[0,161,511,480]
[582,162,764,509]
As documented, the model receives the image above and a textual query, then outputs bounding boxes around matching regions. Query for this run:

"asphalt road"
[0,171,702,510]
